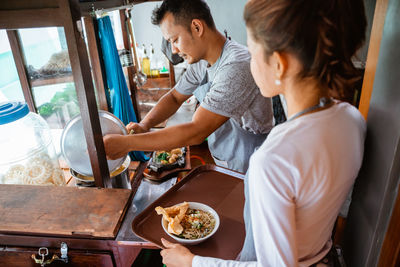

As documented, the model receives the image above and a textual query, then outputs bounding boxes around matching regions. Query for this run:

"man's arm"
[128,88,191,133]
[103,106,229,159]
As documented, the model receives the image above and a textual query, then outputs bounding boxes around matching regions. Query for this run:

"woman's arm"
[160,237,257,267]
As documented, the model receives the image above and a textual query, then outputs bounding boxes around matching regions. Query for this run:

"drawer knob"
[31,247,59,266]
[31,243,68,266]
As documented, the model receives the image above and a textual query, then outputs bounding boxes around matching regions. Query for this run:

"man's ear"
[191,19,204,37]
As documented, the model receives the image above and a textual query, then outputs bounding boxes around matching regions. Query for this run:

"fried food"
[155,148,183,165]
[155,201,189,235]
[3,153,66,186]
[170,148,183,155]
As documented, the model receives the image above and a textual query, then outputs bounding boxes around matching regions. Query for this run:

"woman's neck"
[283,78,330,119]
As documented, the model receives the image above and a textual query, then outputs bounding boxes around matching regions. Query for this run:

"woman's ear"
[191,19,204,37]
[272,51,287,80]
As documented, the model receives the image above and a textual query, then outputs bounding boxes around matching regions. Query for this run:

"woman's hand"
[160,238,194,267]
[126,122,149,134]
[103,134,129,160]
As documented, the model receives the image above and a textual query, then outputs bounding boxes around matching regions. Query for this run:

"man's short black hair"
[151,0,216,30]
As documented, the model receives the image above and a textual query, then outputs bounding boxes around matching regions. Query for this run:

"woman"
[160,0,367,266]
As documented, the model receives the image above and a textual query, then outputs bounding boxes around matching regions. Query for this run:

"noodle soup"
[160,202,220,245]
[177,208,216,239]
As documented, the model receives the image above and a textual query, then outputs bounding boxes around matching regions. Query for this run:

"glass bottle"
[149,43,160,78]
[141,44,150,76]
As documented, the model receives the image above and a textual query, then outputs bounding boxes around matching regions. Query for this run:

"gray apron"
[193,74,268,173]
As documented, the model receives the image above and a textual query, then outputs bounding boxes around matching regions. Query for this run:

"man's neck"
[203,30,227,66]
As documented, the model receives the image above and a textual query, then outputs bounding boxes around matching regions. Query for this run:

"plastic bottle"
[0,102,65,186]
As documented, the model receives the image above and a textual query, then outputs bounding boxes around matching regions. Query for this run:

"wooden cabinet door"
[0,247,115,267]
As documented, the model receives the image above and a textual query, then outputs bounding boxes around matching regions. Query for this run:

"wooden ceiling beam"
[0,9,64,29]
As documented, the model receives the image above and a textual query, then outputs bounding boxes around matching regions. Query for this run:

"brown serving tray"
[132,164,245,260]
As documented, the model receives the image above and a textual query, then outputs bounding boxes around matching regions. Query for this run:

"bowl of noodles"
[156,202,220,245]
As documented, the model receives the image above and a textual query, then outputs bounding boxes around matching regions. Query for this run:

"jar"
[0,102,65,186]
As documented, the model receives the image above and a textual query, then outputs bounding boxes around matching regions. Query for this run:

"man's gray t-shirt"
[175,39,273,134]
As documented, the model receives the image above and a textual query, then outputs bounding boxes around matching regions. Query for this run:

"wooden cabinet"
[0,234,146,267]
[0,174,150,267]
[0,247,114,267]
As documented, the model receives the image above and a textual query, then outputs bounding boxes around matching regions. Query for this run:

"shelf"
[122,66,170,77]
[30,74,74,87]
[139,76,171,90]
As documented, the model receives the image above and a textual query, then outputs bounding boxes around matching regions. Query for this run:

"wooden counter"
[0,143,216,266]
[0,185,131,238]
[0,161,148,267]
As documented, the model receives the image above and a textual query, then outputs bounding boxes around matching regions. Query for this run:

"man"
[103,0,273,173]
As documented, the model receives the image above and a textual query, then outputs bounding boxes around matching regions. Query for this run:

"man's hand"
[103,134,129,160]
[126,122,150,134]
[160,238,194,267]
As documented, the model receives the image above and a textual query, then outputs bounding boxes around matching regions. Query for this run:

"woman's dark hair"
[152,0,216,31]
[244,0,367,99]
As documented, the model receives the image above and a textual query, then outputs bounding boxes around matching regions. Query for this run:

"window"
[0,30,24,103]
[18,27,80,129]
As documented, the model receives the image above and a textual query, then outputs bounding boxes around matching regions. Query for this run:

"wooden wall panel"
[358,0,389,119]
[344,0,400,266]
[379,180,400,267]
[0,9,64,29]
[83,16,109,111]
[120,9,141,121]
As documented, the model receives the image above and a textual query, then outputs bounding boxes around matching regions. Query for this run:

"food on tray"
[155,148,183,165]
[149,147,186,172]
[178,208,216,239]
[156,201,189,235]
[155,202,216,239]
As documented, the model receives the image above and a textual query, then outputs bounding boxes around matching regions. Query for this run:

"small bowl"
[161,202,220,245]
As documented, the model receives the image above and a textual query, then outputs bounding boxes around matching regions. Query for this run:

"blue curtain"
[97,16,148,162]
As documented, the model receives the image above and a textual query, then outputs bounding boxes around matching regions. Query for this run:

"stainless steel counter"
[116,177,177,242]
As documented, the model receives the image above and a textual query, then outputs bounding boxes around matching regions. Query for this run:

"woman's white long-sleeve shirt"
[193,101,366,267]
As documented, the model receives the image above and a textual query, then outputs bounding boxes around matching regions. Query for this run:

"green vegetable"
[156,152,169,162]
